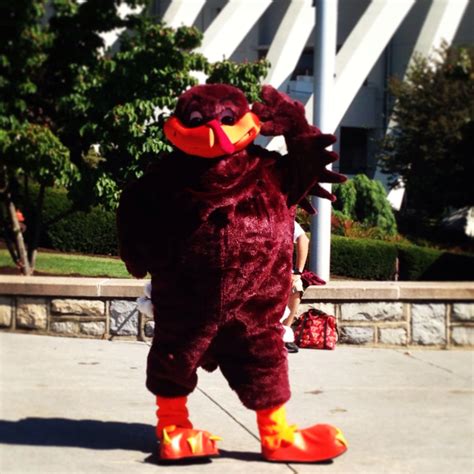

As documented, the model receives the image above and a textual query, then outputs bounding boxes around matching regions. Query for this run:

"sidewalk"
[0,332,472,473]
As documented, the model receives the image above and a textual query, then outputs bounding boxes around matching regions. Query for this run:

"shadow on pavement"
[0,418,155,452]
[0,418,337,466]
[143,449,263,466]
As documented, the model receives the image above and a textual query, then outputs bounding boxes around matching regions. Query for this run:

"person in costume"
[117,83,347,462]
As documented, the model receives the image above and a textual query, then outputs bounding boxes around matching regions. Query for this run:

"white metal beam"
[332,0,415,131]
[265,0,315,89]
[162,0,206,28]
[412,0,469,65]
[197,0,272,62]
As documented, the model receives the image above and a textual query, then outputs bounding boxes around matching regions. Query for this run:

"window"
[339,127,369,175]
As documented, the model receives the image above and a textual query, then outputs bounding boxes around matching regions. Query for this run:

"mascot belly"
[117,84,348,462]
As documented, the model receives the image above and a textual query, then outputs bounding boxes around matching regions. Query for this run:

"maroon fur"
[117,84,345,410]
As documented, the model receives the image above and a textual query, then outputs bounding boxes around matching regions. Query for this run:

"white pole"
[309,0,337,281]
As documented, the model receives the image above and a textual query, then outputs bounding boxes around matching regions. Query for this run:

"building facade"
[149,0,473,194]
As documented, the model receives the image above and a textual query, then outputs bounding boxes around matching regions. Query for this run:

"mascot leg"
[155,395,221,461]
[257,404,347,463]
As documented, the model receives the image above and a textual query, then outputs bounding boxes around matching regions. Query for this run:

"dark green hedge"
[331,236,474,281]
[38,188,118,256]
[397,244,474,281]
[331,235,398,280]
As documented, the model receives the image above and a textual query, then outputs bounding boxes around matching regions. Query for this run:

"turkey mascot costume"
[117,83,348,463]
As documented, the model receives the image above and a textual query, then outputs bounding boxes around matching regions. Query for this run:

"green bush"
[334,179,357,218]
[333,174,398,236]
[331,235,398,280]
[397,244,474,281]
[24,186,119,255]
[45,207,118,255]
[330,235,474,281]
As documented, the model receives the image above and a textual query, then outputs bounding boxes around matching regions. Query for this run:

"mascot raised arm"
[117,84,348,463]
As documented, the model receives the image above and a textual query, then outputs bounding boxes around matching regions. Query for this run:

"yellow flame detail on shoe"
[186,435,198,454]
[162,428,172,445]
[335,428,348,447]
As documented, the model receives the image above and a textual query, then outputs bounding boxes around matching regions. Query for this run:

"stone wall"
[0,276,473,348]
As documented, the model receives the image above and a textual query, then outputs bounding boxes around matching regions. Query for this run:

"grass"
[0,249,131,278]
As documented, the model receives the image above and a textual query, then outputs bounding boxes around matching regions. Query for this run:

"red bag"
[292,309,338,350]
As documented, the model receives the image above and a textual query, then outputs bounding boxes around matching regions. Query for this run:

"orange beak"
[164,112,261,158]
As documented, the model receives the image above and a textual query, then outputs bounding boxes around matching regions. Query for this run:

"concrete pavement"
[0,332,472,473]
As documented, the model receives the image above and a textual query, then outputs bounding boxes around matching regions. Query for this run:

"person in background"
[281,221,309,353]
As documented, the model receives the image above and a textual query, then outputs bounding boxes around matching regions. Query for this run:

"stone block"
[80,322,106,337]
[340,326,374,344]
[340,302,404,322]
[16,298,48,330]
[0,297,13,327]
[452,303,474,322]
[304,281,399,300]
[411,304,446,345]
[378,327,407,345]
[0,277,103,297]
[398,282,474,300]
[144,320,155,338]
[51,299,105,316]
[110,300,139,336]
[451,327,474,346]
[100,279,149,298]
[50,321,79,335]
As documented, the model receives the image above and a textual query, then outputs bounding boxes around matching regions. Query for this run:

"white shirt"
[293,221,304,243]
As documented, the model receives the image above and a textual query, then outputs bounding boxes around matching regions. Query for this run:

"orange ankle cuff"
[257,404,295,450]
[156,396,193,433]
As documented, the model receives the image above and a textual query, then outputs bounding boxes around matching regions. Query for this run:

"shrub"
[331,212,395,240]
[397,244,474,281]
[330,236,474,281]
[45,206,118,255]
[334,179,357,217]
[22,186,118,255]
[331,235,398,280]
[333,174,398,236]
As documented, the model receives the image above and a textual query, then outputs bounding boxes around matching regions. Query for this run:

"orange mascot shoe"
[257,404,347,463]
[156,396,221,461]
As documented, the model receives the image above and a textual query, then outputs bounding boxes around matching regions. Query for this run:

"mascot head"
[164,84,261,158]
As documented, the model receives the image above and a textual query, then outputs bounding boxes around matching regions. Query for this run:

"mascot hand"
[137,282,153,317]
[253,85,312,138]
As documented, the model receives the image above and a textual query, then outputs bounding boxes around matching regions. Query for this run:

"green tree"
[0,1,268,274]
[207,58,270,103]
[0,0,79,274]
[380,44,474,218]
[333,174,398,237]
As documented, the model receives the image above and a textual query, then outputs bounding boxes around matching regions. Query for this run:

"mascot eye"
[220,109,236,126]
[189,110,204,127]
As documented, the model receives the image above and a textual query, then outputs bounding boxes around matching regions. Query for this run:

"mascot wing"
[253,85,346,213]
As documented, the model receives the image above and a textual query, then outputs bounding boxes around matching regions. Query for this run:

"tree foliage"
[207,58,270,103]
[380,44,474,218]
[0,0,269,273]
[333,174,398,237]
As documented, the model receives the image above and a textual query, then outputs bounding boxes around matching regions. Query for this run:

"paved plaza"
[0,332,472,473]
